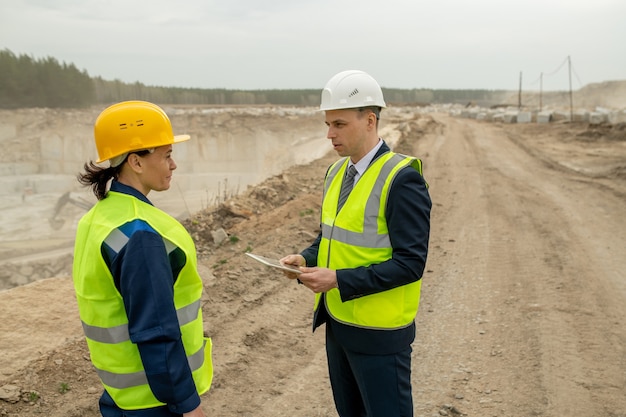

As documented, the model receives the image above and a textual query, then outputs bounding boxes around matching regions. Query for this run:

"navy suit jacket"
[301,141,432,355]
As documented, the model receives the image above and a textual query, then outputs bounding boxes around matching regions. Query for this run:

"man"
[281,70,431,417]
[73,101,212,417]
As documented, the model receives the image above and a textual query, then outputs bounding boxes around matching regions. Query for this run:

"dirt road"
[410,115,626,416]
[0,112,624,417]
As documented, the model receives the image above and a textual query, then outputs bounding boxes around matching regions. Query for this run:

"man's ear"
[367,112,377,128]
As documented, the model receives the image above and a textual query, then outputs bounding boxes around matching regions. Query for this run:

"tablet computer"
[245,253,302,275]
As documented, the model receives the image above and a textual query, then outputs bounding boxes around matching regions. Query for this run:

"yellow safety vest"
[316,152,423,330]
[73,191,212,410]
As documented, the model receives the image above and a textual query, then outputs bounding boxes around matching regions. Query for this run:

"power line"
[527,55,584,89]
[543,56,569,77]
[528,56,569,86]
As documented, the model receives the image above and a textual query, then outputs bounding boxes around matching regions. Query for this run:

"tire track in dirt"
[418,115,626,416]
[408,115,518,415]
[471,117,626,416]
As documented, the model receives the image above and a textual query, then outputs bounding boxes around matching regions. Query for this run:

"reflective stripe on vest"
[316,152,423,330]
[95,338,208,390]
[81,299,200,344]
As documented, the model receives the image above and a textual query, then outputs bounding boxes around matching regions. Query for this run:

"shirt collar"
[109,180,153,206]
[350,139,383,179]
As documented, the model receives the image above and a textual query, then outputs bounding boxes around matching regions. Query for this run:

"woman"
[72,101,212,417]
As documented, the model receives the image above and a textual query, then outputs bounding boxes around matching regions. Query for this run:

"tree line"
[0,49,509,109]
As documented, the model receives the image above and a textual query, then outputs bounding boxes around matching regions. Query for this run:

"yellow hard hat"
[94,100,190,163]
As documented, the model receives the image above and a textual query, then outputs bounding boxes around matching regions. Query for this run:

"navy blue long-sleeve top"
[99,181,200,414]
[301,142,432,355]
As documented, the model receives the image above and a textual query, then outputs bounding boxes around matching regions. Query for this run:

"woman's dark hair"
[77,161,121,200]
[77,150,151,200]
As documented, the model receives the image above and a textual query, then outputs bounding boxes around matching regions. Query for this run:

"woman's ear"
[126,153,142,172]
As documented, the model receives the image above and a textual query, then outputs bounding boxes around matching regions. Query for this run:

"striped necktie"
[337,165,357,213]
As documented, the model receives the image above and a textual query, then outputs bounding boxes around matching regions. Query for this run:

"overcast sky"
[1,0,624,91]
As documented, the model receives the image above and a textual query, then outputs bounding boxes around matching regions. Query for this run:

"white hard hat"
[320,70,386,111]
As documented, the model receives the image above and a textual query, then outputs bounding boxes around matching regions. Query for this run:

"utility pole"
[539,72,543,111]
[568,55,574,122]
[518,71,522,109]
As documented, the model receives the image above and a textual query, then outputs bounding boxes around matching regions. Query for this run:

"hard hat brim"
[173,134,191,143]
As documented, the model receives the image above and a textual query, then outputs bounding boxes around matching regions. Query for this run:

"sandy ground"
[0,111,625,417]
